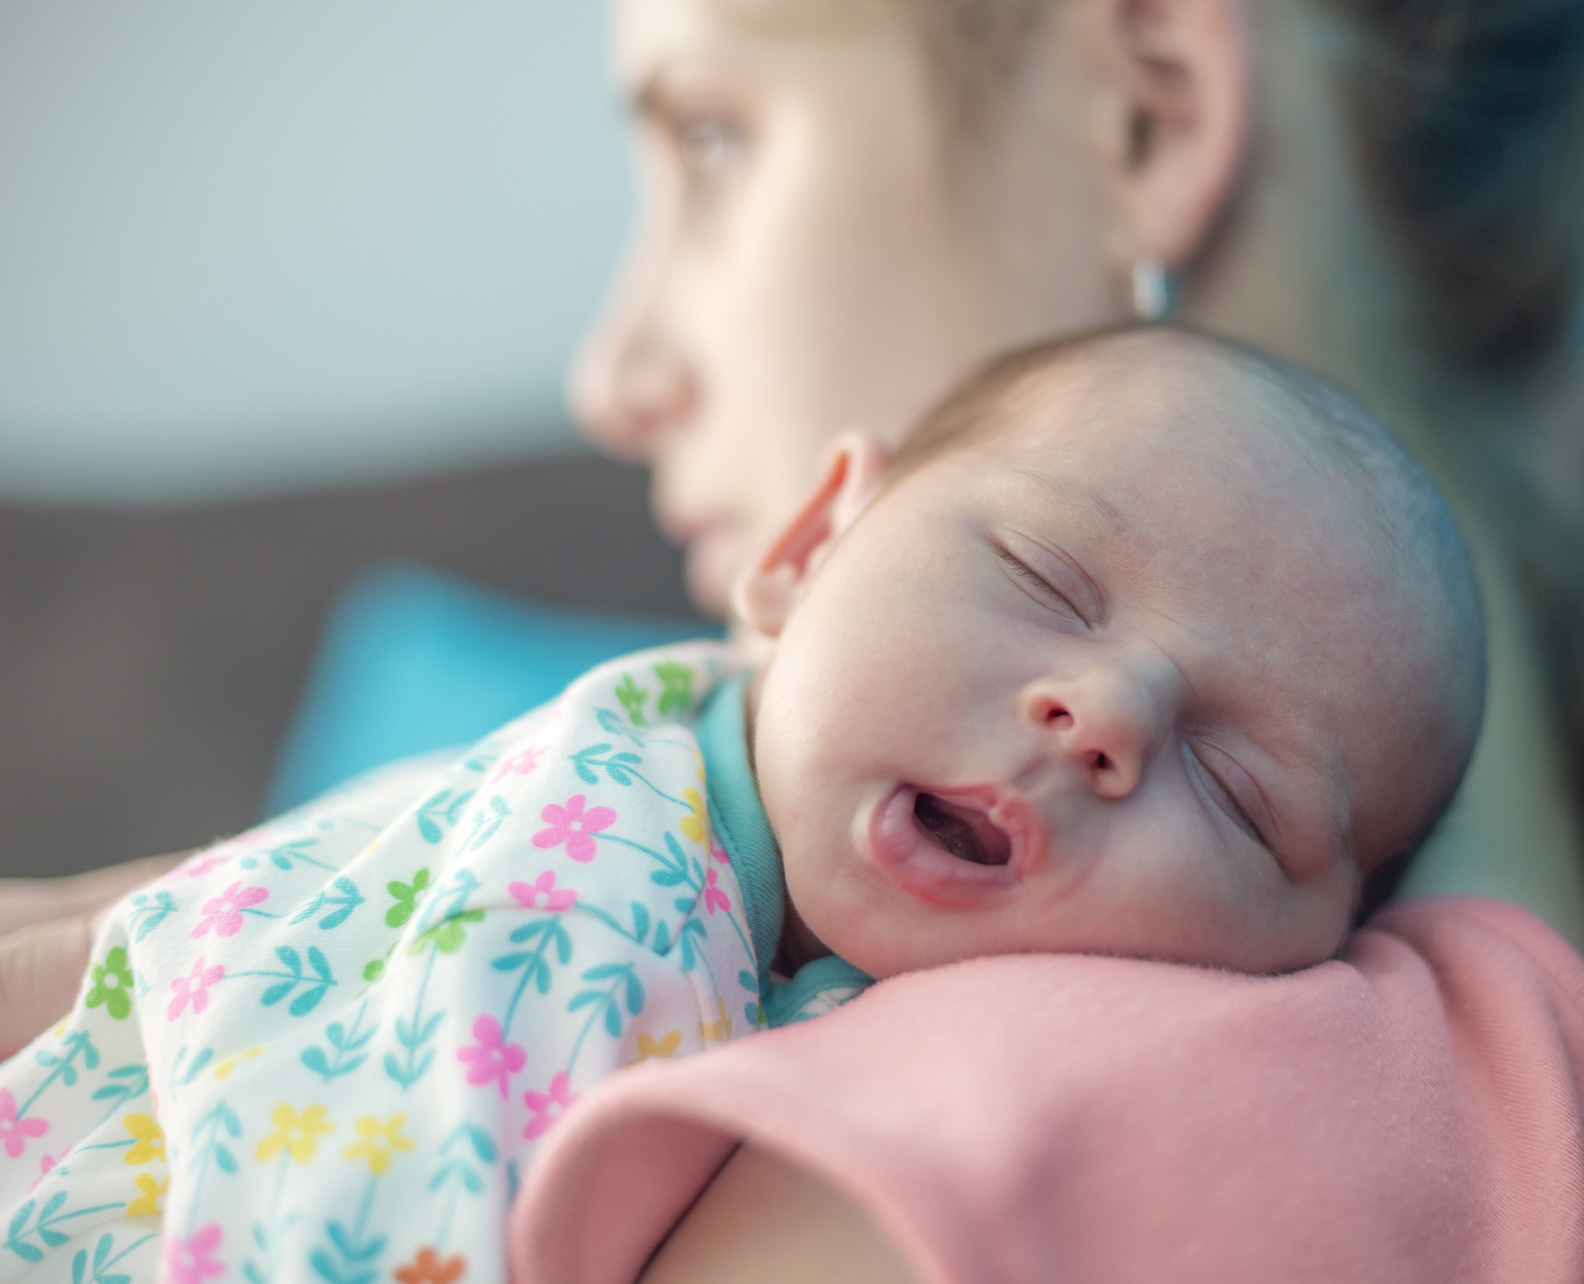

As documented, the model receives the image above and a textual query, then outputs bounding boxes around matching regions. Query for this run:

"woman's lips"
[865,785,1037,906]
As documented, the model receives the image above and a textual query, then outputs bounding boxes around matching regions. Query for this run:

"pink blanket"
[510,896,1584,1283]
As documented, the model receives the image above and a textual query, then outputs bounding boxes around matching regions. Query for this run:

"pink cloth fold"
[510,896,1584,1284]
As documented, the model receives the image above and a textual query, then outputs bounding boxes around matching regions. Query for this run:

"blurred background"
[0,1,702,877]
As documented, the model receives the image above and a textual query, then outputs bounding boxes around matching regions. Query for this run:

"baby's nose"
[1020,673,1162,799]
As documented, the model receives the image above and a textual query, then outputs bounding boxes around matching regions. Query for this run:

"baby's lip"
[864,785,1043,906]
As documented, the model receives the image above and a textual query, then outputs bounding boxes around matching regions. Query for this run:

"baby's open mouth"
[913,792,1013,867]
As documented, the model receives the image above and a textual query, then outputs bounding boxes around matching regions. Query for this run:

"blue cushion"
[266,563,717,813]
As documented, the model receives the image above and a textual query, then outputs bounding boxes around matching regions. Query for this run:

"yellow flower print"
[128,1172,167,1217]
[256,1104,334,1163]
[636,1030,682,1060]
[700,997,733,1045]
[123,1114,166,1166]
[680,788,709,845]
[213,1046,265,1081]
[342,1114,415,1176]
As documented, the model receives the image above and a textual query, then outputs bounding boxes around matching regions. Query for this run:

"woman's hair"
[903,0,1584,375]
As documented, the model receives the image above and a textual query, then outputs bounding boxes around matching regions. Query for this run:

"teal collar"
[695,674,785,988]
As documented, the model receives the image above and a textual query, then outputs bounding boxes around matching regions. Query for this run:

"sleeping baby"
[0,325,1483,1284]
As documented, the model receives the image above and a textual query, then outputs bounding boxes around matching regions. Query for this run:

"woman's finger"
[0,912,95,1060]
[0,852,188,937]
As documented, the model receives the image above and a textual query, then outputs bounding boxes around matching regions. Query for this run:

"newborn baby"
[0,326,1483,1284]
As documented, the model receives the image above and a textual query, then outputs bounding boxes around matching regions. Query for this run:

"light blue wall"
[0,1,632,502]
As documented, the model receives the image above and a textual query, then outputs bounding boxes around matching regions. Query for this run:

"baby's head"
[737,325,1485,979]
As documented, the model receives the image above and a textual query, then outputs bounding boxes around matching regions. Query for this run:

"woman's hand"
[0,854,184,1058]
[640,1145,918,1284]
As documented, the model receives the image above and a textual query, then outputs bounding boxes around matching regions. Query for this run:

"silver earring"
[1130,256,1172,322]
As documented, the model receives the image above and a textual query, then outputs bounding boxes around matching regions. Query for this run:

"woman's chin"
[684,527,747,618]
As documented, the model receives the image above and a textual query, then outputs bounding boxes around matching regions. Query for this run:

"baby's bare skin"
[742,331,1482,980]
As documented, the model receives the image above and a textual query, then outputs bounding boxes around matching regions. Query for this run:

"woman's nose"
[569,311,698,461]
[1020,673,1161,800]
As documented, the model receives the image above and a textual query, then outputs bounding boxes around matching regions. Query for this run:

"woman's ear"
[733,432,890,638]
[1083,0,1251,275]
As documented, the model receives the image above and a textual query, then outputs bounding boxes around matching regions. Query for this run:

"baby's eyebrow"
[1014,468,1131,537]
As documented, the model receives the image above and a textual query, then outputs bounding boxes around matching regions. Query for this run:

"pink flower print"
[702,867,731,916]
[179,849,234,880]
[29,1154,57,1191]
[167,957,224,1021]
[492,745,545,783]
[709,838,730,866]
[457,1015,526,1099]
[522,1072,578,1140]
[0,1088,47,1159]
[191,882,269,938]
[532,795,616,864]
[507,871,577,912]
[164,1223,225,1284]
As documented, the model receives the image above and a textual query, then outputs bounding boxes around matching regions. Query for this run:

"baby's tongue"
[913,792,1012,867]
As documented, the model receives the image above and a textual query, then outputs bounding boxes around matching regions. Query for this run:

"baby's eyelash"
[1188,750,1269,850]
[994,547,1078,615]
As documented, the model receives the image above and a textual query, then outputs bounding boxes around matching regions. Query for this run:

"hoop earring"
[1130,257,1172,322]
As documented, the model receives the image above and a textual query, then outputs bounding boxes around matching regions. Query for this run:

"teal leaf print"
[311,1212,385,1284]
[128,891,177,943]
[459,796,512,853]
[384,870,430,928]
[569,743,643,788]
[652,661,694,716]
[91,1065,150,1113]
[653,920,672,955]
[385,950,444,1089]
[615,675,649,726]
[492,918,573,995]
[301,1003,377,1082]
[190,1100,243,1182]
[569,963,645,1039]
[649,832,694,889]
[241,837,332,873]
[415,790,474,844]
[250,946,335,1016]
[34,1029,101,1089]
[678,920,707,972]
[595,707,645,747]
[289,876,364,930]
[6,1196,127,1265]
[71,1231,143,1284]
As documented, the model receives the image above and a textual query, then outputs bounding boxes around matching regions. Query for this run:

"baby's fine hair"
[893,323,1488,912]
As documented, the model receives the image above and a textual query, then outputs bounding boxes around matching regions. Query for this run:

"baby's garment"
[0,642,867,1284]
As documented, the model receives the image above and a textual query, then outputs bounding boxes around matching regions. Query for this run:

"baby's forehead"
[988,352,1364,542]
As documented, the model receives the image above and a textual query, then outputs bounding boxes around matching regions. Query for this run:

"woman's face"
[574,0,1121,614]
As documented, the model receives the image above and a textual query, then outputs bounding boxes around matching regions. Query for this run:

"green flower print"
[653,661,694,717]
[410,910,485,957]
[85,947,134,1020]
[385,870,431,928]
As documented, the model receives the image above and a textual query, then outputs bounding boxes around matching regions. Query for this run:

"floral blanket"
[0,643,774,1284]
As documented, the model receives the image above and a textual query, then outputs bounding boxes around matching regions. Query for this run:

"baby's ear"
[733,432,890,638]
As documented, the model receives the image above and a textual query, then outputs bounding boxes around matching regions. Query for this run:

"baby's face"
[749,369,1441,979]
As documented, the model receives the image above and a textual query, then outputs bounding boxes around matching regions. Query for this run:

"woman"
[5,0,1584,1276]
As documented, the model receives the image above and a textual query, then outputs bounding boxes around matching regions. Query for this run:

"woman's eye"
[1188,747,1268,849]
[677,117,744,177]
